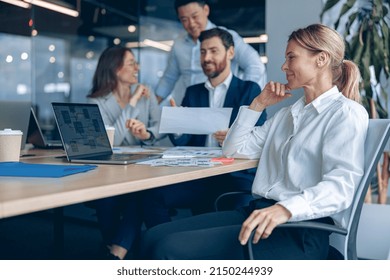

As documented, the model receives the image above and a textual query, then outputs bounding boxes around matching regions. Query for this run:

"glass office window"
[0,33,32,101]
[0,2,32,102]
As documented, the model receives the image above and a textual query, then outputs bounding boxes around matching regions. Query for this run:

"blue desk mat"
[0,162,97,178]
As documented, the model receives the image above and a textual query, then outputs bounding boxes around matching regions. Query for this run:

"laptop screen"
[52,103,112,158]
[27,108,46,147]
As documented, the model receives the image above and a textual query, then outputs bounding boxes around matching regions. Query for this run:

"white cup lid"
[0,128,23,135]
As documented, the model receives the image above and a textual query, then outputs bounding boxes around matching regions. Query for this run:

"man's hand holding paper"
[213,129,228,146]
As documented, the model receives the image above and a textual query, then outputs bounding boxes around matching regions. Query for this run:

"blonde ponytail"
[334,59,361,103]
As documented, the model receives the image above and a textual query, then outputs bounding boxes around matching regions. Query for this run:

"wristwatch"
[146,130,155,141]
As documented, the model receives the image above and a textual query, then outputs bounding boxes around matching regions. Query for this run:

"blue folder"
[0,162,97,178]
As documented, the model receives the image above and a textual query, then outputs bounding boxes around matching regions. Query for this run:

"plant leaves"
[321,0,390,118]
[381,20,390,77]
[320,0,342,19]
[339,0,357,18]
[335,0,357,29]
[350,34,364,62]
[345,11,358,35]
[372,25,384,79]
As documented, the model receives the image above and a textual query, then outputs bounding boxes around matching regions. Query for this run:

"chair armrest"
[277,221,347,234]
[214,191,252,211]
[246,221,347,260]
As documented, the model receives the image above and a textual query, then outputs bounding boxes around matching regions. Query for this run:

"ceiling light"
[143,39,172,52]
[113,38,121,45]
[244,34,268,44]
[127,25,136,33]
[0,0,30,9]
[126,42,143,48]
[6,55,13,63]
[23,0,79,17]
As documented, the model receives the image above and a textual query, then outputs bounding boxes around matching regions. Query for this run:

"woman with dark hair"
[87,46,161,259]
[88,46,161,146]
[140,23,368,260]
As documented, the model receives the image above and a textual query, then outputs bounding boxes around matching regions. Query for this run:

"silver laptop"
[51,102,161,165]
[27,107,63,149]
[0,100,31,149]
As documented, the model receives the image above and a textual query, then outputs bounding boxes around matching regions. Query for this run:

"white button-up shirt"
[223,86,368,227]
[204,72,232,147]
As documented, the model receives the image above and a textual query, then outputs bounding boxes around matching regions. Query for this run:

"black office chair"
[215,119,390,260]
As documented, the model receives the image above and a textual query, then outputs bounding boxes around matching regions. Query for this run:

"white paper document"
[136,158,221,167]
[162,146,223,158]
[159,107,233,135]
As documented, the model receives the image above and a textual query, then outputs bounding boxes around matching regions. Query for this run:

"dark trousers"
[139,198,332,260]
[142,171,254,229]
[94,192,143,251]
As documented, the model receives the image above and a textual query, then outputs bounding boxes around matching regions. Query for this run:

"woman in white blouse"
[139,23,369,260]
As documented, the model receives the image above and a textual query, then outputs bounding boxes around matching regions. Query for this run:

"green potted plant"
[321,0,390,203]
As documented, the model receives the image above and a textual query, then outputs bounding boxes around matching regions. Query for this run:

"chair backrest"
[337,119,390,259]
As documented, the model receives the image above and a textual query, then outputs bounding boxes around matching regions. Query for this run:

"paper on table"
[136,158,221,167]
[162,146,223,158]
[159,107,233,135]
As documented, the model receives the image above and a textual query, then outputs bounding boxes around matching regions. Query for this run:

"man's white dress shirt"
[204,72,232,147]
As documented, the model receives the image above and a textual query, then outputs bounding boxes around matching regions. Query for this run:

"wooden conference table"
[0,147,257,257]
[0,147,258,219]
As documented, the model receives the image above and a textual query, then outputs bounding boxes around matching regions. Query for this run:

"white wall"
[265,0,323,116]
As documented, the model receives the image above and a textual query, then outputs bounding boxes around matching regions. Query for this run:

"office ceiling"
[75,0,266,38]
[0,0,265,38]
[140,0,266,36]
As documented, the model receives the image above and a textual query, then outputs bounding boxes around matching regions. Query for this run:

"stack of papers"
[144,158,220,167]
[137,146,233,167]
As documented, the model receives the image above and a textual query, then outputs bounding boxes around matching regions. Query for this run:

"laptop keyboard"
[110,153,136,159]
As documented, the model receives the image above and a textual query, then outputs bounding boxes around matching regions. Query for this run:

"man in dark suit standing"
[143,28,266,228]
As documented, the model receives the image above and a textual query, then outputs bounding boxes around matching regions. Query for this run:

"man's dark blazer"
[170,75,267,147]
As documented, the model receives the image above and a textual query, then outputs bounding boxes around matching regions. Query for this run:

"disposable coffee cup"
[105,125,115,148]
[0,128,23,162]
